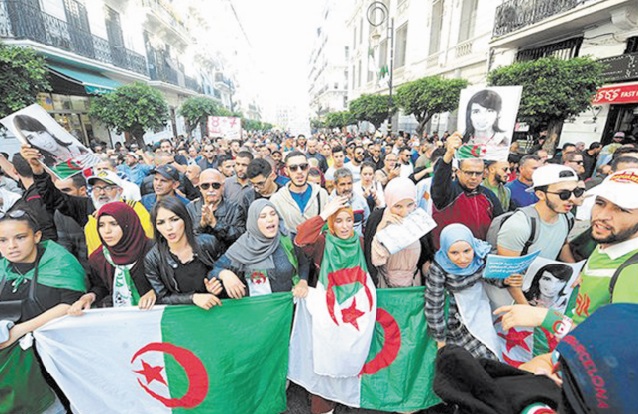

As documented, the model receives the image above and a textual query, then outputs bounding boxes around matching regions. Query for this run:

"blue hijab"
[434,223,491,276]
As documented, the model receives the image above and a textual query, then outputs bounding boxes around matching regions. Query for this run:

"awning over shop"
[47,64,121,95]
[593,82,638,105]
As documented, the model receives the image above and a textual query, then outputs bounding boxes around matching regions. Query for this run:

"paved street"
[285,383,453,414]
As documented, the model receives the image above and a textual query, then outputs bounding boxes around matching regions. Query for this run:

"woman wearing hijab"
[0,209,86,413]
[68,202,156,313]
[363,177,434,287]
[425,223,522,360]
[212,199,309,298]
[295,195,369,414]
[145,196,224,310]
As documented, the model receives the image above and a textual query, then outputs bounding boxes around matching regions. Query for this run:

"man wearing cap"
[141,164,190,212]
[498,164,578,259]
[495,169,638,359]
[187,169,245,251]
[21,145,153,256]
[93,156,141,201]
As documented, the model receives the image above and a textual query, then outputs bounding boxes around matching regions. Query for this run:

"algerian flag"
[308,233,376,376]
[378,64,389,87]
[289,287,441,412]
[34,294,293,414]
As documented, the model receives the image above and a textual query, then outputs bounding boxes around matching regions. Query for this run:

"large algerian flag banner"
[289,286,441,412]
[34,293,292,414]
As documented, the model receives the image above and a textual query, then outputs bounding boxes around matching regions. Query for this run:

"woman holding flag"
[425,223,522,360]
[0,209,86,413]
[294,195,371,414]
[68,202,156,314]
[212,199,309,298]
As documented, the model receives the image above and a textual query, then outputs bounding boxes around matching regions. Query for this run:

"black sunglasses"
[288,163,309,172]
[545,187,586,200]
[200,182,222,190]
[0,209,28,221]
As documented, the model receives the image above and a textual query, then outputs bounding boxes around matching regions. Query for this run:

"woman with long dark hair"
[144,196,224,310]
[68,202,156,314]
[524,263,572,309]
[462,89,507,147]
[0,209,86,413]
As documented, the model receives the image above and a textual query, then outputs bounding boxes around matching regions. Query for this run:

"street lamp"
[367,1,394,135]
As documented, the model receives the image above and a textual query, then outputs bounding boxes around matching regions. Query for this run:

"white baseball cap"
[526,164,578,192]
[87,170,123,188]
[586,169,638,209]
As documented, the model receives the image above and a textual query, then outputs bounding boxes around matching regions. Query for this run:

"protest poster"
[376,208,437,255]
[484,250,541,280]
[1,104,99,179]
[456,85,522,161]
[521,258,585,313]
[207,116,242,140]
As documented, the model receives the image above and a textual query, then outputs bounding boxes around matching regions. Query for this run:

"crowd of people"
[0,127,637,413]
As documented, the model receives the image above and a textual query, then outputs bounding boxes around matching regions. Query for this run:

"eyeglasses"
[91,185,117,193]
[0,209,28,221]
[545,187,586,200]
[200,182,222,190]
[460,170,484,177]
[288,163,309,172]
[572,160,584,165]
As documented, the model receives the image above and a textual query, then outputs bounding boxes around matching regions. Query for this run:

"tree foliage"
[325,111,355,129]
[0,43,51,118]
[89,82,169,146]
[242,118,273,131]
[178,96,224,137]
[488,56,603,150]
[395,76,468,137]
[349,94,394,129]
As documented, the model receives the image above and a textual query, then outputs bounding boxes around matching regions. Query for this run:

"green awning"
[48,64,121,94]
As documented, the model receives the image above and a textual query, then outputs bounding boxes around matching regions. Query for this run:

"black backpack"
[486,205,574,256]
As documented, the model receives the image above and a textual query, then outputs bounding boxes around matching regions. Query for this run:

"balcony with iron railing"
[140,0,190,44]
[0,0,147,75]
[493,0,589,38]
[184,75,202,93]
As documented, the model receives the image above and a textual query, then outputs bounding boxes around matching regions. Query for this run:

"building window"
[429,0,445,55]
[625,37,638,54]
[358,60,362,87]
[352,64,356,89]
[379,39,388,71]
[458,0,477,43]
[516,37,584,62]
[395,23,408,68]
[353,27,357,49]
[359,18,363,44]
[345,46,350,60]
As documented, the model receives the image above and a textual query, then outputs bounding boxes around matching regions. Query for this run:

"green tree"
[178,96,223,138]
[0,43,51,118]
[395,76,468,137]
[488,56,603,152]
[324,111,355,129]
[349,94,394,129]
[89,82,169,147]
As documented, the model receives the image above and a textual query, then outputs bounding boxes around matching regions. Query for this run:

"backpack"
[609,251,638,302]
[485,205,574,256]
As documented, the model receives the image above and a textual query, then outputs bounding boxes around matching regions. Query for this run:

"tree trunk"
[416,113,433,138]
[543,119,564,156]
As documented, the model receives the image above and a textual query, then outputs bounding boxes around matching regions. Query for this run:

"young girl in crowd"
[425,223,522,360]
[0,210,86,413]
[354,161,385,212]
[295,195,368,414]
[212,199,309,298]
[68,202,156,314]
[364,177,434,287]
[145,196,224,310]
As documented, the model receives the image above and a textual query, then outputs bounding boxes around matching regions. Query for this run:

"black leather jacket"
[144,234,223,304]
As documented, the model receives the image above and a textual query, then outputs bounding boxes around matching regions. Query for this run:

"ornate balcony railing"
[493,0,587,38]
[0,0,147,75]
[184,75,201,93]
[140,0,189,39]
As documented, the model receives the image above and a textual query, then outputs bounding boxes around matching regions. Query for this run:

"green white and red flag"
[34,293,293,414]
[288,286,441,412]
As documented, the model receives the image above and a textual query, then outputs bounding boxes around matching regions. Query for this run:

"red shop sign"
[593,82,638,104]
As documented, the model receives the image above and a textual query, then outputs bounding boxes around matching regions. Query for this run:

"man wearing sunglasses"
[186,168,245,251]
[498,164,578,261]
[431,133,504,249]
[563,152,585,180]
[270,151,328,232]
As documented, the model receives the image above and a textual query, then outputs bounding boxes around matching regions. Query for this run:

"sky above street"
[228,0,322,118]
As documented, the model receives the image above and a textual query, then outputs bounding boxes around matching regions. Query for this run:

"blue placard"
[483,250,541,279]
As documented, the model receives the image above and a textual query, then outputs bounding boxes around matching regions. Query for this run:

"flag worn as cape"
[288,287,441,412]
[34,293,293,414]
